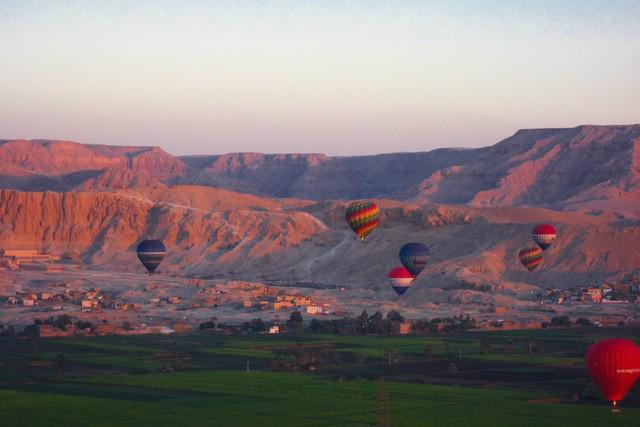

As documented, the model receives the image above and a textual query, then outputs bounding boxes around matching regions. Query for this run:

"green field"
[1,328,639,426]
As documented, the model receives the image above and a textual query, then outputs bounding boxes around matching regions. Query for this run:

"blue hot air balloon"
[136,239,166,274]
[399,242,430,277]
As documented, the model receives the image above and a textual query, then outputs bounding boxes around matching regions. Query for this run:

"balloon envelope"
[518,247,543,272]
[136,239,166,273]
[388,267,414,296]
[532,223,557,250]
[345,201,380,241]
[399,242,430,277]
[586,338,640,406]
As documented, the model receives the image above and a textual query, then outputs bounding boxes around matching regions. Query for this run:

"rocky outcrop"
[0,140,185,179]
[0,189,322,272]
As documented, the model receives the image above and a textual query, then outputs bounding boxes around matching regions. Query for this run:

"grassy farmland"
[0,328,639,426]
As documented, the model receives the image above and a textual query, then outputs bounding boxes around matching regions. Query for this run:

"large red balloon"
[532,223,557,250]
[586,338,640,406]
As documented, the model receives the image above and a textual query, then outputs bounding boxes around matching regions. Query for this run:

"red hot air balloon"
[387,267,414,296]
[586,338,640,408]
[532,223,557,251]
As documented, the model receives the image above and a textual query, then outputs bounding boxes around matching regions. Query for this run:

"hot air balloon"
[388,267,414,296]
[345,201,380,241]
[518,247,543,272]
[136,239,166,274]
[532,223,557,251]
[399,242,430,277]
[586,338,640,409]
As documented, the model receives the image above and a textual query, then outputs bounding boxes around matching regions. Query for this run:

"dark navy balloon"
[399,242,430,277]
[136,239,166,273]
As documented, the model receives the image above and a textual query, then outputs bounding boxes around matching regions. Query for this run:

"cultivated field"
[1,328,639,426]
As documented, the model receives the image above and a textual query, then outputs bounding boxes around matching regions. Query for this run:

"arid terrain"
[1,124,639,330]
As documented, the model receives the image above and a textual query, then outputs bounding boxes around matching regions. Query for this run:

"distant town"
[1,248,638,339]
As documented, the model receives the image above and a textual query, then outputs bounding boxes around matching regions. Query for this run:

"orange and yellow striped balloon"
[345,201,380,241]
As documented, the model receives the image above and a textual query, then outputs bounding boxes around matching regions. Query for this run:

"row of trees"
[308,310,405,335]
[543,316,624,328]
[199,310,479,336]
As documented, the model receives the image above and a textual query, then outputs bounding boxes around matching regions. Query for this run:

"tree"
[385,310,404,334]
[23,324,38,339]
[429,318,442,333]
[575,318,593,327]
[368,311,385,334]
[459,315,476,330]
[0,325,16,337]
[386,310,404,323]
[412,319,431,335]
[551,316,571,327]
[199,320,216,330]
[287,311,303,334]
[309,318,324,333]
[75,320,94,331]
[53,314,72,330]
[357,310,369,335]
[242,318,267,333]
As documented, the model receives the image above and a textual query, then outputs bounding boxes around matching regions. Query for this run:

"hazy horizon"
[3,122,640,158]
[1,0,639,156]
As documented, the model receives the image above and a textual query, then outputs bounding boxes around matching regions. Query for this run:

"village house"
[81,299,99,311]
[399,321,413,335]
[95,324,118,335]
[584,288,602,303]
[204,295,218,306]
[306,305,323,315]
[494,306,509,315]
[172,322,191,334]
[274,300,294,310]
[37,324,74,337]
[293,296,313,307]
[268,325,280,334]
[259,301,271,310]
[86,289,101,300]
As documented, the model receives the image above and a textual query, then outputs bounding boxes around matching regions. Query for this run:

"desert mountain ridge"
[2,124,639,209]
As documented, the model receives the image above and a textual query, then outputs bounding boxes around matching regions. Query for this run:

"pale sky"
[1,0,639,155]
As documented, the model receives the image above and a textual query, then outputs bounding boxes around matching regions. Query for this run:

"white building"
[306,305,323,315]
[268,325,280,334]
